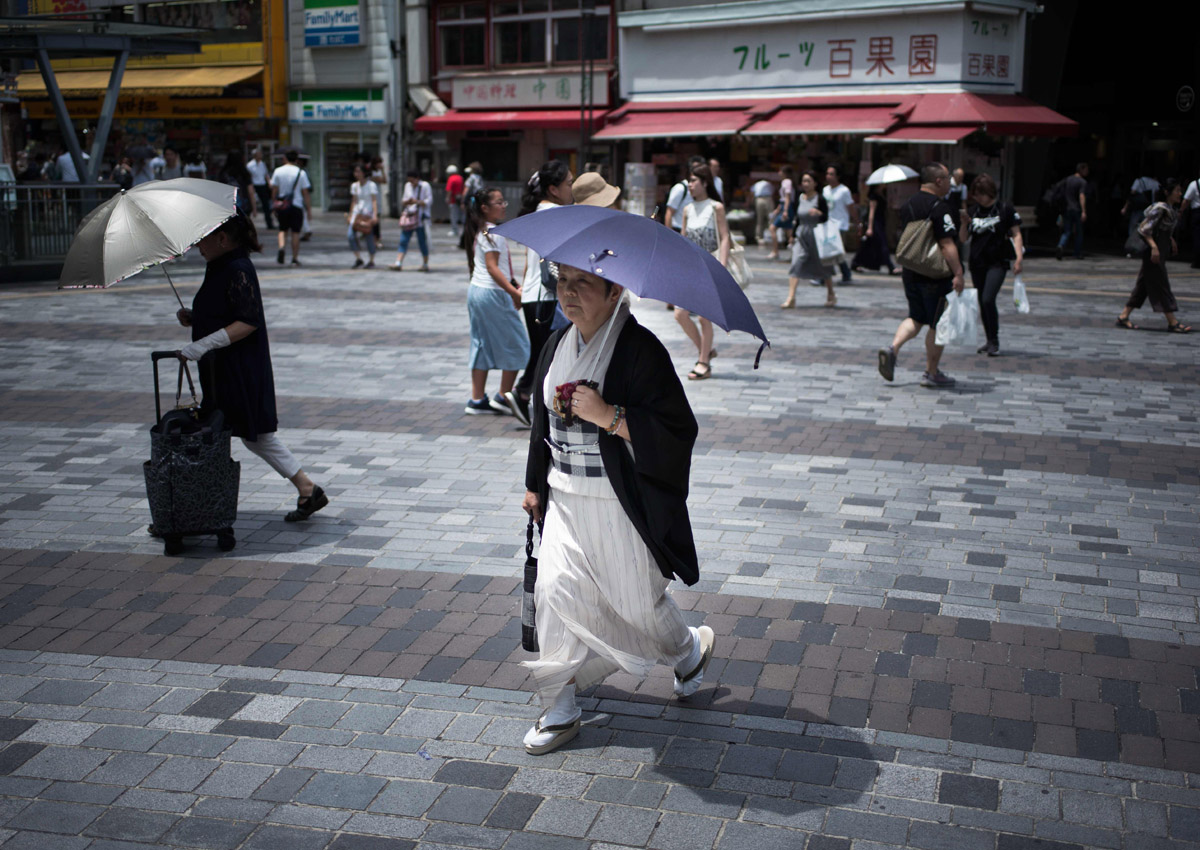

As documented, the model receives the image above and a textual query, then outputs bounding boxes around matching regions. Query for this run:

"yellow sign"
[25,96,263,120]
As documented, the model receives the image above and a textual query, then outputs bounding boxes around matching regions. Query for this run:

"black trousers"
[1127,251,1178,314]
[515,300,557,399]
[254,184,273,229]
[969,262,1008,346]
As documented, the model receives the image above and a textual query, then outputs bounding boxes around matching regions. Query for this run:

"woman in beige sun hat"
[572,172,621,208]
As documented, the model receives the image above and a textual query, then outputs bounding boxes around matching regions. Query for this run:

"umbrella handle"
[161,265,187,310]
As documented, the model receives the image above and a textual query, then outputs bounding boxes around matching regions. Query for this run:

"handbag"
[399,206,420,231]
[813,221,846,263]
[272,172,297,213]
[521,517,541,652]
[352,213,374,235]
[897,219,951,278]
[712,243,752,290]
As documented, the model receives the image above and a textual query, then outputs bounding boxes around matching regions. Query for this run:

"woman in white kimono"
[520,264,715,755]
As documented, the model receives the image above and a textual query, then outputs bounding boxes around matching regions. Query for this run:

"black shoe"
[877,346,896,382]
[986,342,1000,356]
[291,258,301,266]
[353,258,364,268]
[1055,245,1063,261]
[977,344,989,354]
[504,391,531,427]
[277,249,285,264]
[285,486,328,522]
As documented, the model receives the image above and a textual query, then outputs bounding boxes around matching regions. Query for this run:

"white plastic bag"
[935,289,981,348]
[813,221,846,262]
[1012,274,1031,314]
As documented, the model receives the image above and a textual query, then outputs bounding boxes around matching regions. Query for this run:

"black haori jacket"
[525,316,701,585]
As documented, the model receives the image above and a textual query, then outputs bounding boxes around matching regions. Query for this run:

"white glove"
[179,328,230,361]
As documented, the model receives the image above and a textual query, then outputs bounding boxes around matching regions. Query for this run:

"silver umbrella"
[58,178,238,308]
[865,164,919,186]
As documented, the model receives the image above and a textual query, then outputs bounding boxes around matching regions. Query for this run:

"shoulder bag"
[272,171,297,213]
[896,200,951,278]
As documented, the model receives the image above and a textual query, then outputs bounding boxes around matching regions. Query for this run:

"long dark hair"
[1157,177,1180,203]
[220,149,251,187]
[216,210,262,253]
[464,187,502,274]
[690,164,722,205]
[519,160,570,216]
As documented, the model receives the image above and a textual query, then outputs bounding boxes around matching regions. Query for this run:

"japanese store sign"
[289,89,385,123]
[304,0,361,47]
[451,73,610,109]
[25,96,263,120]
[620,10,1022,99]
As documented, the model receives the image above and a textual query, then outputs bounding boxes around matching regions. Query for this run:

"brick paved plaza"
[1,215,1199,849]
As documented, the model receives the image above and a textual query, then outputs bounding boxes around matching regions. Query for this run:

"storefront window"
[439,2,487,67]
[142,0,262,44]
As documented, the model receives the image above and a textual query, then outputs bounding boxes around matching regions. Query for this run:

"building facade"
[287,0,397,210]
[412,0,616,186]
[13,0,287,174]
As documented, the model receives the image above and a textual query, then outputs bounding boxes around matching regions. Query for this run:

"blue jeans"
[1058,209,1083,257]
[449,204,463,233]
[397,225,429,258]
[348,224,376,255]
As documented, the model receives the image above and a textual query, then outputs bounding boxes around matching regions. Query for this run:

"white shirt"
[666,181,692,230]
[183,162,207,179]
[1131,176,1160,196]
[470,228,511,290]
[521,200,559,301]
[402,180,434,221]
[57,151,87,182]
[270,163,312,205]
[350,180,378,217]
[823,183,854,231]
[713,175,725,201]
[247,159,269,186]
[751,180,774,198]
[1184,179,1200,211]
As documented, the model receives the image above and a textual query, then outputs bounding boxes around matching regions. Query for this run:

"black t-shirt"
[1064,175,1086,212]
[902,191,959,242]
[966,201,1020,266]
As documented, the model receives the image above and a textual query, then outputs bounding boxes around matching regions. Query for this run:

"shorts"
[902,270,953,326]
[276,206,304,233]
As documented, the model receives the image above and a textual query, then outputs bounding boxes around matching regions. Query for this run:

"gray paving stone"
[585,803,660,845]
[152,731,235,758]
[196,762,276,798]
[526,797,602,838]
[295,772,387,810]
[82,725,168,752]
[162,816,257,849]
[266,803,351,830]
[18,679,104,706]
[113,787,197,813]
[425,786,502,825]
[11,744,108,780]
[84,808,180,842]
[243,824,335,850]
[192,798,275,822]
[368,779,447,817]
[4,799,103,833]
[434,759,516,790]
[717,821,812,850]
[222,739,305,766]
[143,756,220,791]
[341,812,425,839]
[648,811,722,850]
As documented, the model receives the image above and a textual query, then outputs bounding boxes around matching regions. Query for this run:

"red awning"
[593,108,752,140]
[902,93,1076,137]
[865,125,979,144]
[742,105,905,136]
[414,109,596,131]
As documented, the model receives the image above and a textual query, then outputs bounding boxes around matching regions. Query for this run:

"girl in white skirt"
[521,264,715,755]
[462,188,531,415]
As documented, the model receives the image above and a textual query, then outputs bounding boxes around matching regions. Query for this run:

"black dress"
[191,249,278,441]
[525,317,701,586]
[851,189,894,271]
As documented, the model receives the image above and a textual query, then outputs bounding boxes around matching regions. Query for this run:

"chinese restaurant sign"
[288,89,385,123]
[451,73,610,109]
[620,10,1023,98]
[304,0,361,47]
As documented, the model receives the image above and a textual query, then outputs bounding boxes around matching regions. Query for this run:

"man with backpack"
[1055,162,1088,260]
[877,163,965,389]
[269,149,313,266]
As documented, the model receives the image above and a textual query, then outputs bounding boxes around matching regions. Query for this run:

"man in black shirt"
[1056,162,1088,260]
[878,163,965,388]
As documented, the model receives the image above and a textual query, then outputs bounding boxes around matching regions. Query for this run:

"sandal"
[524,715,581,755]
[780,298,795,309]
[1115,316,1138,330]
[709,348,717,360]
[687,361,711,380]
[1168,322,1193,334]
[285,486,329,522]
[825,295,837,308]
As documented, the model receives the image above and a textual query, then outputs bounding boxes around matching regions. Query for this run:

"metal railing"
[0,183,120,268]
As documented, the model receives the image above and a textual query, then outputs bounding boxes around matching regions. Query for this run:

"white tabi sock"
[524,683,579,748]
[674,627,702,679]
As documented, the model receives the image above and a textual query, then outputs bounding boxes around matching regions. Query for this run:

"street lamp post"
[578,0,596,173]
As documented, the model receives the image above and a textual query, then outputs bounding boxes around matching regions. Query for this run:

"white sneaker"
[674,625,715,699]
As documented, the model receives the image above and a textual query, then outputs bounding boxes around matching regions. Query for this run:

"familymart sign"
[304,0,361,47]
[289,89,385,124]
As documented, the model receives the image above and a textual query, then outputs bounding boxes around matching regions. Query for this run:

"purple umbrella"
[491,205,769,365]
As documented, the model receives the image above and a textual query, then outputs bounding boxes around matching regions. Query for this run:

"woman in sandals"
[781,170,836,310]
[176,211,329,523]
[676,164,729,380]
[520,263,715,756]
[1117,178,1191,333]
